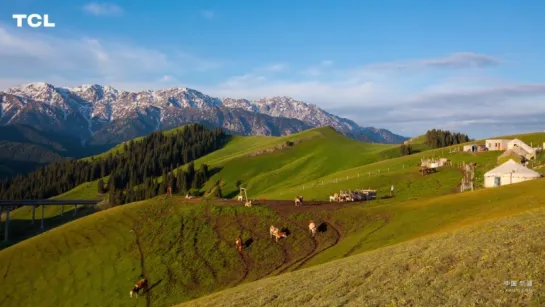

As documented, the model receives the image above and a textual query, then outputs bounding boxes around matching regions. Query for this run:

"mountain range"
[0,82,407,146]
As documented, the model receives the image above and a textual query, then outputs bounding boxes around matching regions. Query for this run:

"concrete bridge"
[0,199,101,243]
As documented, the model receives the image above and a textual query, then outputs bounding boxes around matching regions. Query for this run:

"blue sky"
[1,0,545,138]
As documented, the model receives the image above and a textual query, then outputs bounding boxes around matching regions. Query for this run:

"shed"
[484,159,542,188]
[485,139,509,151]
[463,144,478,152]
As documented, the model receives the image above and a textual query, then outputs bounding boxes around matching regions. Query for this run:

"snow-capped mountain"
[0,82,407,145]
[222,96,405,143]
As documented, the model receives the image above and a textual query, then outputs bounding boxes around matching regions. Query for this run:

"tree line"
[0,124,228,202]
[399,144,413,156]
[424,129,471,148]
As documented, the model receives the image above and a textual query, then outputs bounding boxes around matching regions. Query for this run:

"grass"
[1,177,545,306]
[0,197,338,307]
[196,127,397,198]
[180,205,545,307]
[2,128,545,306]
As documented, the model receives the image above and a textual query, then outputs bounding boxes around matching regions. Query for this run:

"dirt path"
[291,220,342,271]
[233,211,290,277]
[203,206,245,285]
[122,211,153,307]
[275,216,317,274]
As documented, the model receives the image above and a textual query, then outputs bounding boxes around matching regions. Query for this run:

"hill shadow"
[0,205,98,250]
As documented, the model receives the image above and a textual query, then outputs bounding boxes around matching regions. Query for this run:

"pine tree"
[97,178,105,194]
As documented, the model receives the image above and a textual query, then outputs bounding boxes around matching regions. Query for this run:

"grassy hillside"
[181,204,545,307]
[4,129,544,250]
[196,127,397,198]
[81,126,399,200]
[1,177,544,306]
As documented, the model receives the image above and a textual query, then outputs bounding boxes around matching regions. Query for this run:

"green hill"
[4,128,544,249]
[1,176,544,306]
[196,126,398,198]
[2,128,545,306]
[180,198,545,307]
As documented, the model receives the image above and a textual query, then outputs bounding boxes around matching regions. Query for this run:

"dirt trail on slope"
[233,211,290,277]
[204,206,249,286]
[291,220,342,271]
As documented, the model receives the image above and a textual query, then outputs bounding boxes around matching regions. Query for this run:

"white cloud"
[205,74,378,104]
[365,52,500,71]
[83,3,123,16]
[300,60,335,77]
[0,25,222,90]
[264,63,289,72]
[201,10,215,19]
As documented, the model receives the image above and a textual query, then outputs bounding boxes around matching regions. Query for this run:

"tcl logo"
[12,14,56,28]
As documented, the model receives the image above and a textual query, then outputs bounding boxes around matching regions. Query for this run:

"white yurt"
[484,159,542,188]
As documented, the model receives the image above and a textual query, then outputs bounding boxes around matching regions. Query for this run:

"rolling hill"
[4,127,544,249]
[180,196,545,307]
[1,128,544,306]
[1,175,544,306]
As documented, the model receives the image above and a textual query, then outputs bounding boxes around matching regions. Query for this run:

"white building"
[485,139,509,151]
[484,159,542,188]
[507,139,536,159]
[463,144,478,152]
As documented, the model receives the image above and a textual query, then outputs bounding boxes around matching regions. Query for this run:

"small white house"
[484,159,542,188]
[463,144,478,152]
[507,139,536,159]
[486,139,509,151]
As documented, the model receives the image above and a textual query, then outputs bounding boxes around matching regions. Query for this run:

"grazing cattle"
[237,195,244,201]
[235,237,243,252]
[295,196,303,207]
[129,278,148,298]
[245,200,253,207]
[273,231,287,242]
[309,220,317,237]
[329,195,336,202]
[270,225,279,238]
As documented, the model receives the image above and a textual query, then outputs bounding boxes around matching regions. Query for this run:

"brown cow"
[129,278,148,298]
